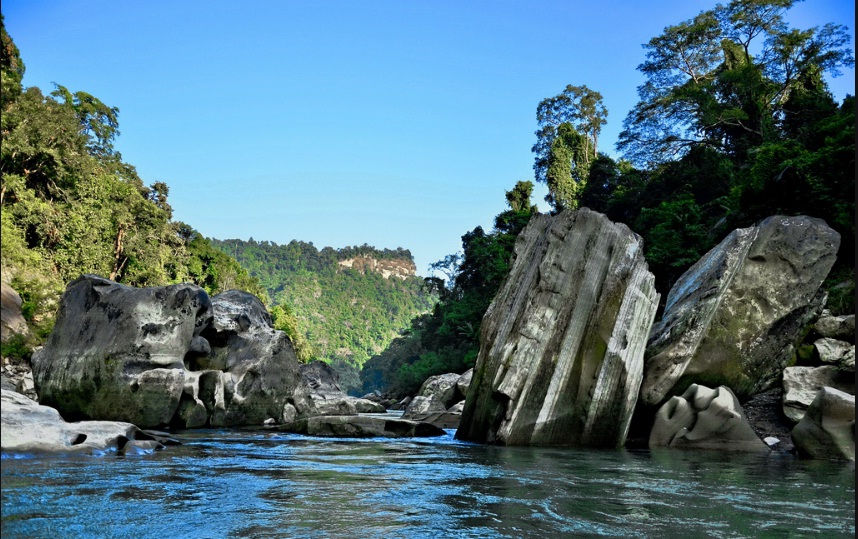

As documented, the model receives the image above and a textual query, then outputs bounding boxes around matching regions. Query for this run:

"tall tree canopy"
[617,0,854,166]
[532,84,607,211]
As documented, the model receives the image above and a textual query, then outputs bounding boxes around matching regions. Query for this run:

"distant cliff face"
[337,256,416,280]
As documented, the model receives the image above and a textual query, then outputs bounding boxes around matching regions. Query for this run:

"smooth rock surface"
[642,216,839,405]
[792,387,855,461]
[457,208,659,447]
[31,275,211,427]
[1,389,165,455]
[782,366,854,422]
[649,385,768,452]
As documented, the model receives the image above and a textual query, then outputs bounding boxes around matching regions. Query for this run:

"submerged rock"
[31,275,211,428]
[457,208,659,447]
[1,389,167,455]
[649,384,768,452]
[792,387,855,461]
[642,216,839,406]
[282,415,445,438]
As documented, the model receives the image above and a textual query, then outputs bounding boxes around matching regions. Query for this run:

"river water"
[2,421,854,538]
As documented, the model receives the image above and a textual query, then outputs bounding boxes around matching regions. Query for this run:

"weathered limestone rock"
[457,369,474,397]
[1,282,30,342]
[782,366,854,422]
[814,338,855,371]
[401,371,468,424]
[201,290,302,426]
[401,395,448,418]
[1,389,166,455]
[282,415,445,438]
[813,314,855,343]
[457,208,659,447]
[417,373,462,408]
[294,360,385,418]
[649,385,768,452]
[792,387,855,461]
[31,275,211,427]
[642,216,839,406]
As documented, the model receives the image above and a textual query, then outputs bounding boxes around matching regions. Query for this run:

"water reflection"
[2,428,854,538]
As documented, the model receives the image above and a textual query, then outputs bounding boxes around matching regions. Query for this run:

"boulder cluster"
[1,209,853,461]
[2,275,445,454]
[456,210,854,460]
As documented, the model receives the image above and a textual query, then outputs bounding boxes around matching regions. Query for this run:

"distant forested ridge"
[210,238,436,389]
[0,15,264,359]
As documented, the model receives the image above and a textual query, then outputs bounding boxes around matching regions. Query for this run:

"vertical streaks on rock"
[457,208,659,448]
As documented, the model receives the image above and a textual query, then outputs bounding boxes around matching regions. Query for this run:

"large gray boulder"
[642,216,839,406]
[294,360,385,417]
[1,389,166,455]
[813,313,855,343]
[814,338,855,370]
[200,290,303,427]
[401,370,474,428]
[649,384,768,452]
[30,276,306,429]
[31,275,211,427]
[782,366,854,423]
[792,387,855,461]
[456,208,659,447]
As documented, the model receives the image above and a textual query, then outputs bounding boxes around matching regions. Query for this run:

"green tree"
[617,0,853,166]
[533,84,607,210]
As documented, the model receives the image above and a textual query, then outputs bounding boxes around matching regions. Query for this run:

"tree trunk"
[109,226,126,281]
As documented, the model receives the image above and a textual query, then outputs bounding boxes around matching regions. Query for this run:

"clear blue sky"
[3,1,854,276]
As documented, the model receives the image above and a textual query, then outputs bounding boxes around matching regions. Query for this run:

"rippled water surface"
[2,422,854,538]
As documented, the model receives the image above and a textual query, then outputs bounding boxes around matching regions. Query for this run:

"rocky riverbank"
[1,209,853,461]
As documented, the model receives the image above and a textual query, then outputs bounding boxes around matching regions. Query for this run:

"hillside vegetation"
[211,239,435,390]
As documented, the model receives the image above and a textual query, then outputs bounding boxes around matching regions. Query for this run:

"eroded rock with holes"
[642,216,839,407]
[649,384,767,452]
[31,275,211,428]
[456,208,659,447]
[200,290,303,427]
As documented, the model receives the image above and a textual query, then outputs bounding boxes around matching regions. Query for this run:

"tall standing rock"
[31,275,212,427]
[456,208,659,447]
[641,216,840,406]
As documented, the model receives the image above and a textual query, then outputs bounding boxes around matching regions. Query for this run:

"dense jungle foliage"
[210,238,435,393]
[0,16,264,359]
[362,0,855,397]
